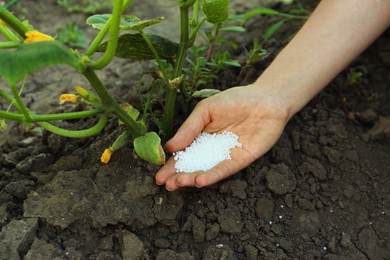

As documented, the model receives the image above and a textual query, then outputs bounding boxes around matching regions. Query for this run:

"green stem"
[85,0,133,57]
[193,0,199,24]
[0,24,20,41]
[37,113,109,138]
[161,6,190,141]
[0,8,28,38]
[206,23,221,61]
[189,17,206,47]
[0,108,104,122]
[139,31,169,82]
[9,83,31,121]
[88,0,123,70]
[0,40,20,48]
[83,68,146,137]
[85,20,110,56]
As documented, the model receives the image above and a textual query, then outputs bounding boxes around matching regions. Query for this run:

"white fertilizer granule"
[174,131,242,173]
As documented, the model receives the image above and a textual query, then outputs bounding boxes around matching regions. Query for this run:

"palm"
[156,85,290,191]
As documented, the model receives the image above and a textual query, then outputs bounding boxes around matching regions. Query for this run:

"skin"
[156,0,390,191]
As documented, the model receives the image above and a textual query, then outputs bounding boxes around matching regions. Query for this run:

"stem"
[0,24,20,41]
[206,23,221,61]
[37,113,109,138]
[162,6,190,141]
[83,68,146,137]
[193,0,199,24]
[189,17,206,47]
[85,20,110,56]
[88,0,123,70]
[139,31,169,82]
[0,108,103,122]
[0,8,28,38]
[0,40,20,48]
[85,0,133,57]
[9,83,31,121]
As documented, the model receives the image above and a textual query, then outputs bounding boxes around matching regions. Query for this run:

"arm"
[257,0,390,116]
[156,0,390,191]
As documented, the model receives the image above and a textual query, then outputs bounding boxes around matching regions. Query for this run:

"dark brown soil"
[1,1,389,259]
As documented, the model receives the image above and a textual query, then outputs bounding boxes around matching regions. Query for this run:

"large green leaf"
[96,33,178,61]
[87,14,164,31]
[134,131,166,165]
[0,41,80,85]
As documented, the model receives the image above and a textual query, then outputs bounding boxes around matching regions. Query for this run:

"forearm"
[254,0,390,118]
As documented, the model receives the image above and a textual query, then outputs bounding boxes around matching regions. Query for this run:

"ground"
[0,0,389,259]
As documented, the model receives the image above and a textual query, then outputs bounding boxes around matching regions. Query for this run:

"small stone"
[0,218,39,259]
[4,180,35,199]
[298,198,315,211]
[358,109,378,124]
[364,116,390,142]
[99,236,113,251]
[244,245,258,260]
[255,197,275,221]
[156,249,194,260]
[340,232,351,248]
[218,208,243,235]
[266,164,296,195]
[205,223,220,241]
[155,238,170,249]
[121,231,149,260]
[25,238,63,260]
[323,146,341,165]
[16,153,54,174]
[343,186,355,199]
[182,214,205,242]
[219,180,248,199]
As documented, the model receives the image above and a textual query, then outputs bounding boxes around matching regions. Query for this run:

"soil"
[1,1,389,259]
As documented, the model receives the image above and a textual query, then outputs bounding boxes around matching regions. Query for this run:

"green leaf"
[111,130,132,151]
[240,8,280,24]
[86,14,164,31]
[134,131,166,165]
[121,103,140,120]
[0,41,80,85]
[202,0,230,24]
[219,26,246,33]
[263,20,285,40]
[192,89,221,98]
[222,60,241,67]
[96,33,179,61]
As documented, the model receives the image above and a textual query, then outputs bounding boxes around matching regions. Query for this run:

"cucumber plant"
[0,0,233,165]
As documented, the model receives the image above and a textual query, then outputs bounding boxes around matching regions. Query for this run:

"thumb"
[165,101,211,152]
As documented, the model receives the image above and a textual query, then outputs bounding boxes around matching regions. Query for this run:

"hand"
[155,84,292,191]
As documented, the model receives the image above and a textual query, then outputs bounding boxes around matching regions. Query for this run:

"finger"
[195,162,243,188]
[165,171,200,191]
[165,101,211,152]
[155,156,177,186]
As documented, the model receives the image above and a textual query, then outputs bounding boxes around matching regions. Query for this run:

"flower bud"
[202,0,230,24]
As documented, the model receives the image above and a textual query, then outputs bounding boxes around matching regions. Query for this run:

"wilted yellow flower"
[24,31,54,43]
[59,94,79,104]
[101,148,113,164]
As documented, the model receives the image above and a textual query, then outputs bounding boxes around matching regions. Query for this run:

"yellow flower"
[75,86,89,97]
[101,148,113,164]
[59,94,79,104]
[24,31,54,43]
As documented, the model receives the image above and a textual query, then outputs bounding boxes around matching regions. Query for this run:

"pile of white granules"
[174,131,242,173]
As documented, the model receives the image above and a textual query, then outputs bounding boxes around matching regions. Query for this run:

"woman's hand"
[155,85,291,191]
